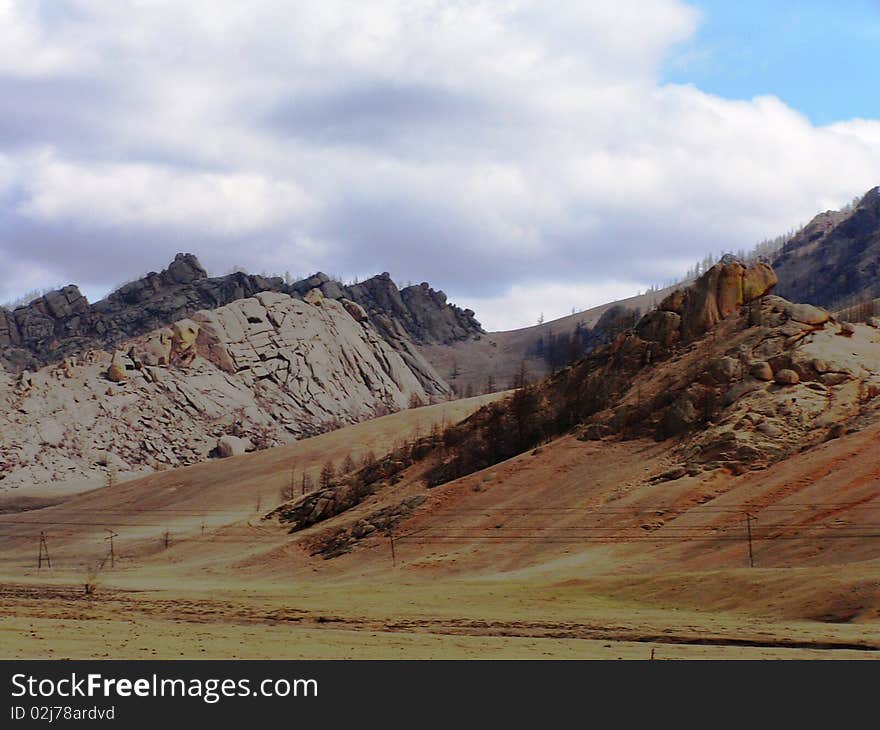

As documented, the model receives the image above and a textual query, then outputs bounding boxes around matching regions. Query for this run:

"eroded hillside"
[0,290,451,494]
[269,259,880,554]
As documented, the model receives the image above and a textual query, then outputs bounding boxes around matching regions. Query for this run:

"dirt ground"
[1,398,879,660]
[1,576,878,660]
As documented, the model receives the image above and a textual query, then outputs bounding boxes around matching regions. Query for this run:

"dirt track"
[2,579,879,660]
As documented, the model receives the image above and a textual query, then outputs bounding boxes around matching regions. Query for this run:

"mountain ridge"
[770,185,880,309]
[0,253,483,376]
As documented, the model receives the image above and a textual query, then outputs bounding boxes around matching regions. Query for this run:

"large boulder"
[320,281,346,300]
[340,298,369,323]
[636,310,681,348]
[165,252,207,285]
[750,361,774,381]
[717,262,746,317]
[742,263,778,301]
[304,288,324,306]
[785,302,830,326]
[171,319,200,355]
[131,329,172,367]
[672,261,780,341]
[217,435,253,458]
[774,368,800,386]
[106,351,130,382]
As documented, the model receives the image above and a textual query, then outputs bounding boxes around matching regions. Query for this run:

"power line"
[37,531,51,570]
[746,513,757,568]
[104,529,118,568]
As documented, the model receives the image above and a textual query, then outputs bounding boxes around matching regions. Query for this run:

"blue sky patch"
[665,0,880,125]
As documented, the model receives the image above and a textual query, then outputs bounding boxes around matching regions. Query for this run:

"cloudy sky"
[1,0,879,330]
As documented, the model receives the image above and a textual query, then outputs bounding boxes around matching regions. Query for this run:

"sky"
[0,1,878,331]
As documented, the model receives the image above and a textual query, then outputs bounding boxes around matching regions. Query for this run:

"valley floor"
[1,574,879,659]
[1,397,879,660]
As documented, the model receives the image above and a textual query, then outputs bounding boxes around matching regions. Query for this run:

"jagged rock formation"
[566,267,879,471]
[637,260,778,346]
[0,291,440,492]
[375,260,880,491]
[0,255,483,388]
[0,254,280,371]
[771,186,880,309]
[342,274,479,345]
[190,291,435,408]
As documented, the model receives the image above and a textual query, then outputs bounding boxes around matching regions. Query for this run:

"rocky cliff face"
[398,260,880,493]
[634,259,778,349]
[0,254,483,382]
[560,260,880,470]
[771,186,880,309]
[343,274,480,345]
[0,290,441,493]
[0,254,282,371]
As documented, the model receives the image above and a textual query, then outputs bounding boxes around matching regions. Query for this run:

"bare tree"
[319,461,335,489]
[280,465,297,501]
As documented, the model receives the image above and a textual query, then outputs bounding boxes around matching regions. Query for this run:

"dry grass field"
[1,391,879,659]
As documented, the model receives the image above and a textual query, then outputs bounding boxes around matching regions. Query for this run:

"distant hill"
[771,186,880,310]
[419,285,678,396]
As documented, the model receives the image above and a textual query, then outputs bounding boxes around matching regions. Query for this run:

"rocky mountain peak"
[0,253,482,376]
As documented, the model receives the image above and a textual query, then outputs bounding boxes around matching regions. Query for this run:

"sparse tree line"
[278,450,377,502]
[528,308,639,374]
[836,294,880,324]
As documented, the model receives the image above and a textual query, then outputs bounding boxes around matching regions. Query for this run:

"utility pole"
[201,515,206,537]
[163,531,170,549]
[388,530,396,567]
[255,492,262,513]
[38,531,51,570]
[105,530,118,568]
[745,513,757,568]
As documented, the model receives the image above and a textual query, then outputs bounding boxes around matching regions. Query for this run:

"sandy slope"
[0,393,506,571]
[1,392,878,659]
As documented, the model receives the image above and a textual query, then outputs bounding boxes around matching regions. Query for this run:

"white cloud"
[0,0,878,326]
[461,280,648,332]
[19,152,313,236]
[0,152,15,195]
[0,0,94,75]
